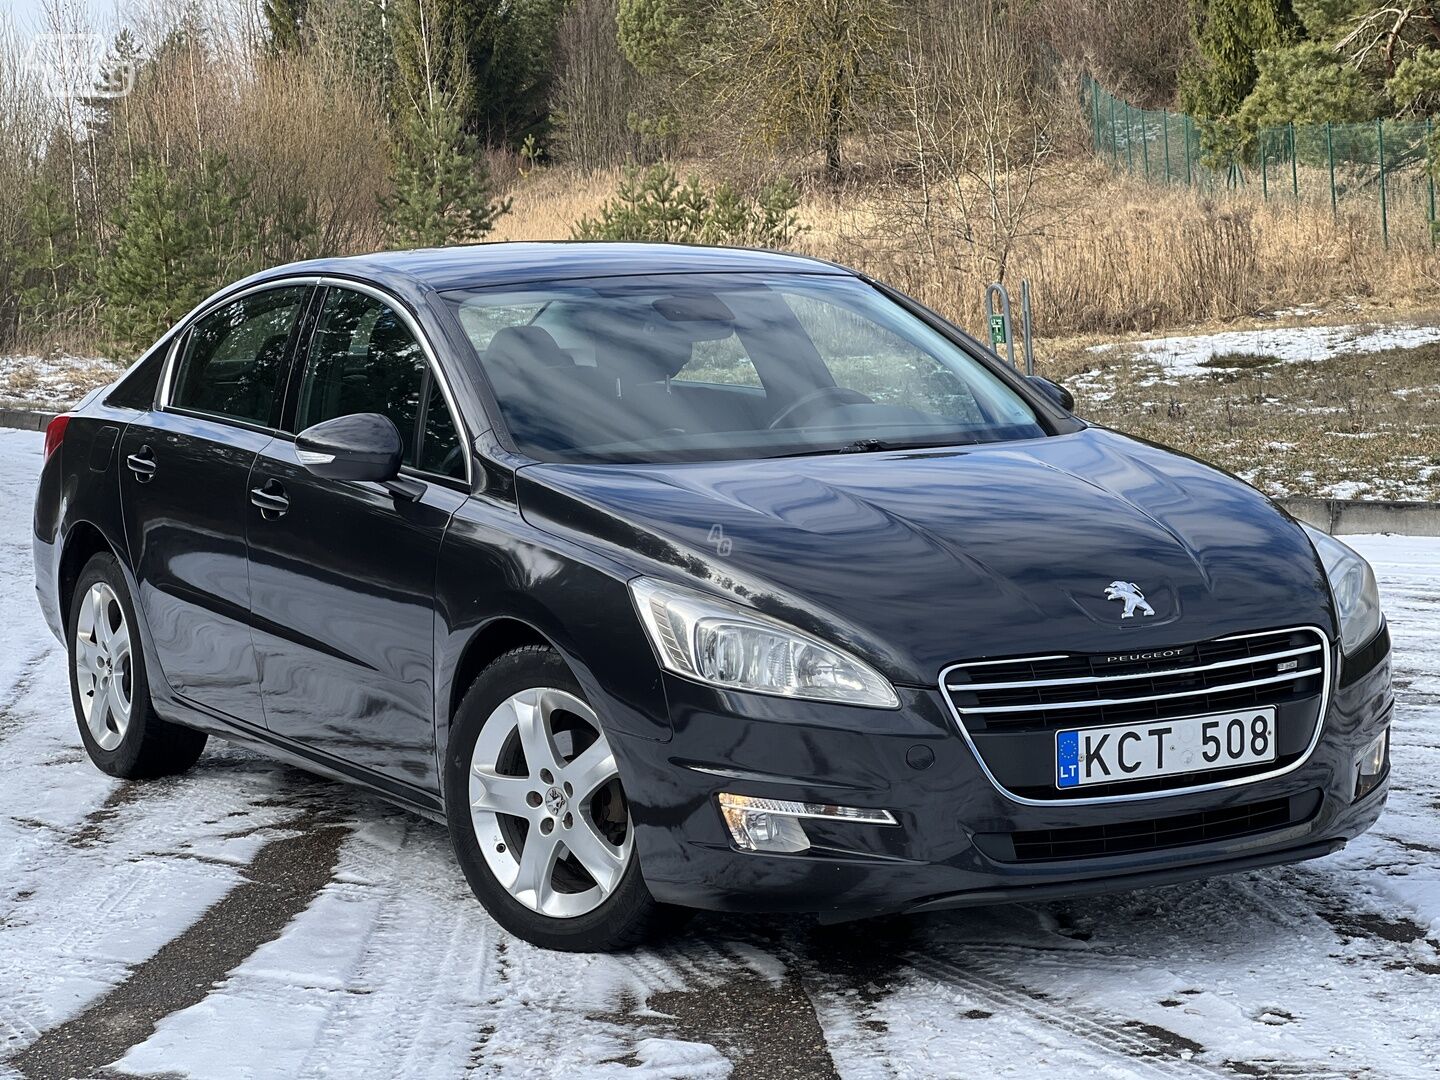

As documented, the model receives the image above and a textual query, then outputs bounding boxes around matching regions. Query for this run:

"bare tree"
[873,0,1073,286]
[550,0,644,171]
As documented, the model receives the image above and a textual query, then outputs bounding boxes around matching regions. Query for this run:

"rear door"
[244,284,469,789]
[118,284,311,725]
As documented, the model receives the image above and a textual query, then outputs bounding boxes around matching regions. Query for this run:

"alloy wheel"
[468,687,633,919]
[74,582,133,752]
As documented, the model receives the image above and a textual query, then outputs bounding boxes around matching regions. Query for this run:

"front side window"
[295,288,464,479]
[171,287,308,426]
[443,273,1044,464]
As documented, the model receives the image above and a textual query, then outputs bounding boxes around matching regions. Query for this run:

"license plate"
[1055,708,1276,789]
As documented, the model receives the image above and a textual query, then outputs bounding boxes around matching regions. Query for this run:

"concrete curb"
[1276,496,1440,537]
[0,407,56,432]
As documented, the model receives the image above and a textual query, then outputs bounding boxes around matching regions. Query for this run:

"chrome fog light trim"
[717,793,897,853]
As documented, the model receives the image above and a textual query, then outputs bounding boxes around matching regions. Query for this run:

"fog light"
[716,794,897,854]
[1355,728,1389,800]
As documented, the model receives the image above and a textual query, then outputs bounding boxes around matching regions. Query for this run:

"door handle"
[125,446,157,482]
[249,478,290,519]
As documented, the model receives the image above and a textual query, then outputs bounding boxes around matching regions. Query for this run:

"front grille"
[942,627,1326,734]
[975,791,1320,863]
[940,627,1331,801]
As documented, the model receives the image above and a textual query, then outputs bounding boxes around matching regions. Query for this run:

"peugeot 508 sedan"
[33,243,1393,950]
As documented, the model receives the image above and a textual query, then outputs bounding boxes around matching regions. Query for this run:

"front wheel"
[68,552,207,779]
[444,645,681,951]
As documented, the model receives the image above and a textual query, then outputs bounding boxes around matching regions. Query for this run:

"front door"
[245,285,469,790]
[119,285,310,725]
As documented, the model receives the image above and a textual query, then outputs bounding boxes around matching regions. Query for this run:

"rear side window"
[105,336,170,409]
[171,287,308,426]
[295,287,465,479]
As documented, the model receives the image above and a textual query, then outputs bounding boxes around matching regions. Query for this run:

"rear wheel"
[445,645,679,950]
[68,552,207,779]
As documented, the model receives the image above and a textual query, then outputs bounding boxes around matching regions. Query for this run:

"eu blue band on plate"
[1056,730,1080,788]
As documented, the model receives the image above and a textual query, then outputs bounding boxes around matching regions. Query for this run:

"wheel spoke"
[564,817,626,896]
[104,679,127,728]
[514,692,561,777]
[563,740,617,803]
[470,769,535,818]
[75,634,101,671]
[90,587,110,648]
[513,828,560,911]
[111,609,129,659]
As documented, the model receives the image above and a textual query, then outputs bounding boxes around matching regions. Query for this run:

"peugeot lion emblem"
[1104,580,1155,619]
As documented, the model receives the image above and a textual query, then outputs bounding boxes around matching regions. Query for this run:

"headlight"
[1301,525,1383,655]
[628,578,900,708]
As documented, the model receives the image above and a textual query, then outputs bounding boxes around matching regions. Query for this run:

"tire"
[444,644,682,951]
[67,551,208,779]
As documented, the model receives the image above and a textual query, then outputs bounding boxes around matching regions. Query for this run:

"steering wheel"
[767,387,873,430]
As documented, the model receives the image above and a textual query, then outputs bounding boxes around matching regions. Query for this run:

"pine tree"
[1180,0,1298,156]
[14,179,94,340]
[383,91,511,246]
[99,155,257,349]
[264,0,311,53]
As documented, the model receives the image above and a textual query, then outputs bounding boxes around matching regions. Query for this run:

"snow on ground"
[0,427,1438,1078]
[1089,323,1440,378]
[0,355,119,410]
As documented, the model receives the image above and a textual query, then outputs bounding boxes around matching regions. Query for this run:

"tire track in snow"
[905,950,1242,1078]
[4,813,347,1080]
[0,646,56,745]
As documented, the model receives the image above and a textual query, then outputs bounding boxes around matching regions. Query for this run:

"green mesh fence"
[1081,76,1439,247]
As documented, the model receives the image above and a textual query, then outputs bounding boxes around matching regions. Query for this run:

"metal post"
[1184,115,1193,186]
[1092,83,1101,154]
[1162,109,1171,183]
[984,284,1018,371]
[1020,280,1036,377]
[1428,119,1436,248]
[1261,136,1268,200]
[1289,122,1299,199]
[1326,122,1337,217]
[1125,103,1134,172]
[1142,111,1151,180]
[1378,119,1389,248]
[1109,96,1119,164]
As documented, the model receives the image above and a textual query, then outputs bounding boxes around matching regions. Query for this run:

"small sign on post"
[984,282,1036,375]
[989,313,1008,346]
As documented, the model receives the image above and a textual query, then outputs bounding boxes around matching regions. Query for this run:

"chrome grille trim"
[946,643,1322,694]
[950,666,1323,715]
[938,626,1334,807]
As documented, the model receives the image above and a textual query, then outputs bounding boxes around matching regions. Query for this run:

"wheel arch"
[447,616,555,727]
[58,520,123,634]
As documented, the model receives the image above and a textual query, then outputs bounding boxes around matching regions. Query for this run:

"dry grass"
[494,161,1440,346]
[1045,335,1440,500]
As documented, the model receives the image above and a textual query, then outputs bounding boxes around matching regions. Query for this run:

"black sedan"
[32,243,1393,951]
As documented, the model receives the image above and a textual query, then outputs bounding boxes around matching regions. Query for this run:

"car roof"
[258,242,855,294]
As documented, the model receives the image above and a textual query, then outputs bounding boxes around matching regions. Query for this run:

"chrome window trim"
[313,277,473,488]
[157,275,473,488]
[157,276,321,420]
[937,626,1334,807]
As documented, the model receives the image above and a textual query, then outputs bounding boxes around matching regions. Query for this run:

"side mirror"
[295,413,403,482]
[1027,375,1075,412]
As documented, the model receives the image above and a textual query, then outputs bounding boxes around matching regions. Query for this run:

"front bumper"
[615,633,1393,920]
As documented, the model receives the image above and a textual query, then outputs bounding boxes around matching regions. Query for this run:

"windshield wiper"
[835,438,890,453]
[770,437,930,459]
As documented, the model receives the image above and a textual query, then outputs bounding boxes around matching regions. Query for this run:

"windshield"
[442,273,1046,464]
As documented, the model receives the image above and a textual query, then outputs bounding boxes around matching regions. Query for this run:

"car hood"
[515,428,1335,685]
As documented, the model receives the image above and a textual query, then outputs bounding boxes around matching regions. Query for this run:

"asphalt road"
[1,428,1438,1080]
